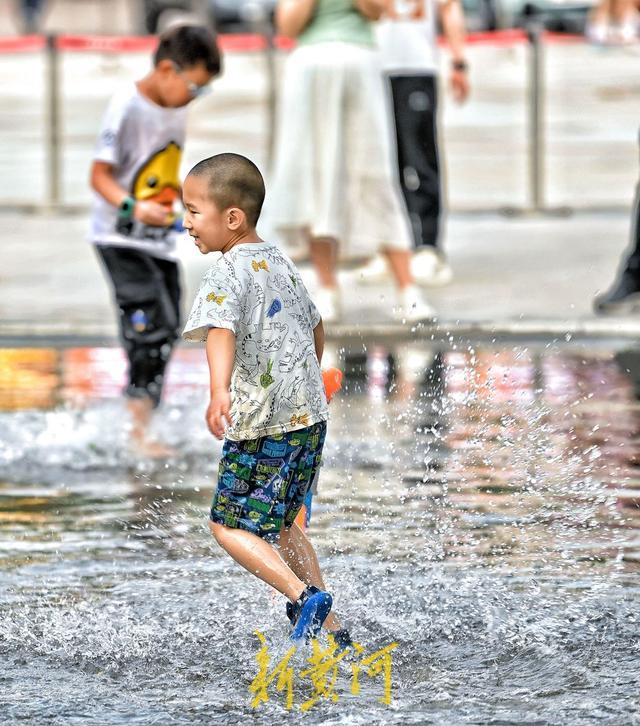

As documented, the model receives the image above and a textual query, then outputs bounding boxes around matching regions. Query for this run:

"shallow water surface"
[1,343,639,724]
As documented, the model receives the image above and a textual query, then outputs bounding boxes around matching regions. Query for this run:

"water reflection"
[1,342,639,722]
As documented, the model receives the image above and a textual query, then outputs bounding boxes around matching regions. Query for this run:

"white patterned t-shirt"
[183,242,329,441]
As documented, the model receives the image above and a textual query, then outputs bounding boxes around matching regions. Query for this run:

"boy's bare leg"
[278,523,342,632]
[127,396,175,458]
[209,521,306,602]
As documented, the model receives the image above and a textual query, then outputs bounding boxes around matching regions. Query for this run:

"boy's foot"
[330,628,354,654]
[130,438,177,459]
[286,585,320,627]
[289,586,333,643]
[594,271,640,315]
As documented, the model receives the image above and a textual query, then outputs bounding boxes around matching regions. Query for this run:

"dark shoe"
[594,271,640,314]
[331,628,354,654]
[289,587,332,644]
[286,585,320,627]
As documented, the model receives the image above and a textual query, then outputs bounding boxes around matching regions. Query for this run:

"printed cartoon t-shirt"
[183,242,329,441]
[89,83,187,260]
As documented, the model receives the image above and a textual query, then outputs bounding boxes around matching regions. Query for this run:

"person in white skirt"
[268,0,436,323]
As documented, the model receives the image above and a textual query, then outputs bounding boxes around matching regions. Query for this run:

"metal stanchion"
[504,23,571,217]
[247,12,278,169]
[45,33,61,208]
[262,29,277,169]
[527,22,544,211]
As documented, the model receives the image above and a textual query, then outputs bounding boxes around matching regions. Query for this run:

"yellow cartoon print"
[131,141,182,214]
[206,292,227,305]
[252,260,269,272]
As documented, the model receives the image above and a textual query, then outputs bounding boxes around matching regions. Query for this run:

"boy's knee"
[209,520,227,543]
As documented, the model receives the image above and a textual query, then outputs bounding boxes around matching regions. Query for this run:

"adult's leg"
[382,248,414,289]
[310,236,339,288]
[209,521,306,603]
[278,523,342,631]
[594,168,640,313]
[390,74,441,251]
[310,235,341,321]
[622,180,640,276]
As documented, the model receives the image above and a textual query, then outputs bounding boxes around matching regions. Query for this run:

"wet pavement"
[1,341,639,723]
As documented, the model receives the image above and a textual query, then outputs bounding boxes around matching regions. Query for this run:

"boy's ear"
[156,59,175,76]
[227,207,246,230]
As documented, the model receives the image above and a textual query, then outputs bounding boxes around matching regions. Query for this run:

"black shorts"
[96,245,181,406]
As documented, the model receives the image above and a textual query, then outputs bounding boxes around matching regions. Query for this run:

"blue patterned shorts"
[210,421,327,541]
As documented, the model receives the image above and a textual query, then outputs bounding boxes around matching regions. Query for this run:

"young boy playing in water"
[90,25,221,456]
[182,153,351,646]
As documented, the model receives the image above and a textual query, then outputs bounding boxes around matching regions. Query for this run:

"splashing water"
[1,343,639,723]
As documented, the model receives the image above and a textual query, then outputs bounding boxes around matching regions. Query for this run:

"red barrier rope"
[0,29,584,55]
[0,34,45,52]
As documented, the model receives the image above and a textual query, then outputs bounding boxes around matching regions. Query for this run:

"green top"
[298,0,374,47]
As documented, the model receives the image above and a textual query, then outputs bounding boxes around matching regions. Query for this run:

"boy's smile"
[182,172,261,254]
[182,174,228,254]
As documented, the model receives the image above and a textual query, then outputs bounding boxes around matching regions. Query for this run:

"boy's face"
[182,174,230,254]
[157,60,215,108]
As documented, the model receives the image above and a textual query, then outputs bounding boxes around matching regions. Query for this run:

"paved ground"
[1,207,638,342]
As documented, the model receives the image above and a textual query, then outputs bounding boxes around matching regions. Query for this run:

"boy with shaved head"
[182,153,352,648]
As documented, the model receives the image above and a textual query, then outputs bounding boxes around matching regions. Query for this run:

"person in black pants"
[595,144,640,313]
[360,0,469,287]
[389,74,442,254]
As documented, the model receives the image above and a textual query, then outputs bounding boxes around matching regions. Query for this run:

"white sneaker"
[356,255,389,285]
[394,285,437,323]
[411,248,453,287]
[315,287,341,323]
[585,22,609,44]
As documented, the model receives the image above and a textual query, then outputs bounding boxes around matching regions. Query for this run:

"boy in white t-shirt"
[90,25,221,456]
[182,153,352,648]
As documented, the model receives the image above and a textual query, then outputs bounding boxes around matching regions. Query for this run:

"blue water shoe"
[289,586,333,643]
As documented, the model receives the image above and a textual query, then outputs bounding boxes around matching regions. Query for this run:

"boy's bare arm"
[90,160,170,227]
[313,320,324,366]
[205,327,236,439]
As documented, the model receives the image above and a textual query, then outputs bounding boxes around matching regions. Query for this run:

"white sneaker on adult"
[394,284,437,323]
[356,255,389,285]
[315,286,341,324]
[411,247,453,287]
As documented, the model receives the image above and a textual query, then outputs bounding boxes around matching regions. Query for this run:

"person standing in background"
[18,0,46,33]
[594,129,640,314]
[586,0,638,44]
[359,0,469,287]
[267,0,437,324]
[90,25,222,456]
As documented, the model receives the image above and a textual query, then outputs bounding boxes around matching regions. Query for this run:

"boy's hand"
[134,200,172,227]
[206,388,232,439]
